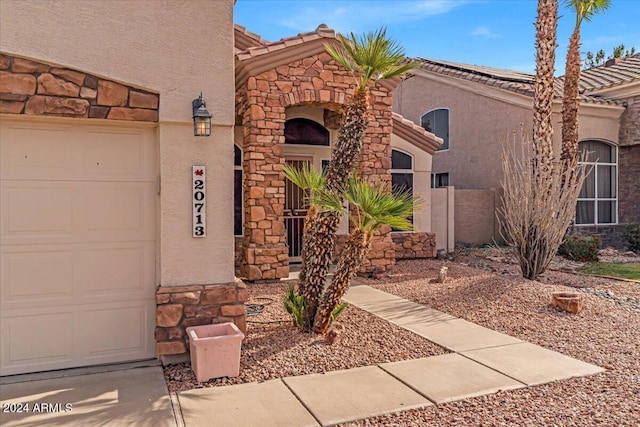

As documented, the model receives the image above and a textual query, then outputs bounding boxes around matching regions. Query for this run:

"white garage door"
[0,119,157,376]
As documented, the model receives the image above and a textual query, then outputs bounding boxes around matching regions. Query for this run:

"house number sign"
[193,166,206,237]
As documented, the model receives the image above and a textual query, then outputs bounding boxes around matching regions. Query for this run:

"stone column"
[239,76,289,281]
[358,86,396,277]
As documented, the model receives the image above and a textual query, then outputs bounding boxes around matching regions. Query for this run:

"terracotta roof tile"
[391,112,442,154]
[414,57,625,106]
[236,25,337,61]
[560,53,640,92]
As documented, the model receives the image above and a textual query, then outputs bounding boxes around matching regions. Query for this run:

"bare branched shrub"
[498,130,588,280]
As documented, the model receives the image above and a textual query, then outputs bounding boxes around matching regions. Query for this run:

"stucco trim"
[392,112,442,155]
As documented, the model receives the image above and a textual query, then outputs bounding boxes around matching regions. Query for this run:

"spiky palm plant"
[561,0,610,166]
[312,177,420,334]
[297,28,417,332]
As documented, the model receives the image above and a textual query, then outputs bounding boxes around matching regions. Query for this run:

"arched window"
[234,144,243,236]
[576,140,617,225]
[421,108,449,151]
[391,149,413,226]
[284,118,330,146]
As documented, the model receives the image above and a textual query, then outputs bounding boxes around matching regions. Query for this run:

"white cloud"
[470,26,499,39]
[277,0,468,34]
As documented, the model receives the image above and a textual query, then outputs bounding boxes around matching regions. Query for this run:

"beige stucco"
[395,72,624,191]
[1,0,236,285]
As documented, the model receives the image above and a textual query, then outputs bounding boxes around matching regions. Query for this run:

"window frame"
[431,172,450,188]
[576,140,618,226]
[234,144,244,236]
[390,148,414,231]
[420,107,450,152]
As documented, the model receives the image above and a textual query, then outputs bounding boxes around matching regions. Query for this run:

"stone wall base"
[571,224,631,250]
[155,278,247,359]
[391,232,437,259]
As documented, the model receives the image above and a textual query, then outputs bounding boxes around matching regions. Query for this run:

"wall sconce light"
[192,93,212,137]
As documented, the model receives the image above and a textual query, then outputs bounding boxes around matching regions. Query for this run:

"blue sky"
[235,0,640,74]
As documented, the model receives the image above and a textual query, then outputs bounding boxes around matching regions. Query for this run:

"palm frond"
[325,27,417,89]
[342,177,422,233]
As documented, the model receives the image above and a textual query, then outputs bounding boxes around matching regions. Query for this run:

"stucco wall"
[394,74,623,191]
[0,0,236,285]
[454,189,500,246]
[394,75,533,190]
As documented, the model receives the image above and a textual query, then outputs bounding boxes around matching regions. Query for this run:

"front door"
[284,158,311,262]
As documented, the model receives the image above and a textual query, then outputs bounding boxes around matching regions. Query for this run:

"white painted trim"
[420,107,450,151]
[576,140,618,226]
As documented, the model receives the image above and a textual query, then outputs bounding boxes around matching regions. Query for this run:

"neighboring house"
[394,55,639,247]
[0,1,441,376]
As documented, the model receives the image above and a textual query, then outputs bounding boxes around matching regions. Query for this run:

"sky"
[235,0,640,74]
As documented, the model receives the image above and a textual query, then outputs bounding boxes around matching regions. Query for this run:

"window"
[391,149,413,226]
[431,172,449,188]
[576,140,617,225]
[421,108,449,151]
[284,118,330,146]
[234,144,243,236]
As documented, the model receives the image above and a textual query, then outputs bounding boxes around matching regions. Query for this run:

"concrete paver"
[283,366,431,426]
[462,342,605,386]
[0,367,175,427]
[343,285,404,307]
[380,353,524,404]
[349,299,457,326]
[403,318,523,352]
[178,379,318,427]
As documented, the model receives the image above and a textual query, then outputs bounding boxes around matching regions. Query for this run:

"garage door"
[0,119,157,376]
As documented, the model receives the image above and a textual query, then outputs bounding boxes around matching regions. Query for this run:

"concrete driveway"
[0,366,176,427]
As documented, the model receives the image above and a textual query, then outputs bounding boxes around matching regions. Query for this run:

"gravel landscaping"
[343,253,640,426]
[164,282,446,392]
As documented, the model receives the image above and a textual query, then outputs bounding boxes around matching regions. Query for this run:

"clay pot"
[551,292,584,314]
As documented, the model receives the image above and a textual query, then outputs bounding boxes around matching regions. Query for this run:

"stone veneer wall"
[155,279,247,357]
[618,94,640,224]
[0,53,159,120]
[391,232,437,259]
[236,51,396,281]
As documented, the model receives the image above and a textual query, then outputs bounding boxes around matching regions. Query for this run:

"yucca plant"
[296,28,418,332]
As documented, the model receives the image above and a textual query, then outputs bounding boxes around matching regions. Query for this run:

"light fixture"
[192,93,212,137]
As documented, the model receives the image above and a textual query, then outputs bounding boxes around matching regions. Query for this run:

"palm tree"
[313,178,419,334]
[283,165,420,334]
[297,28,417,331]
[561,0,611,165]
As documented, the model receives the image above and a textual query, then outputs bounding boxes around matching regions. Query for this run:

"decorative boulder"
[551,292,584,314]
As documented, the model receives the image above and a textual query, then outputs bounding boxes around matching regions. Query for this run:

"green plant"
[623,223,640,253]
[283,284,348,330]
[558,235,601,261]
[283,284,305,329]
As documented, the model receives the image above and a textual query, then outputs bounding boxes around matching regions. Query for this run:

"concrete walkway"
[176,284,604,427]
[0,285,604,427]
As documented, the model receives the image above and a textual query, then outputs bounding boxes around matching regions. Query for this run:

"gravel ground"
[343,255,640,427]
[163,282,446,392]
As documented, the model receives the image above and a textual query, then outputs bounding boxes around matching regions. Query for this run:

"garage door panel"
[81,183,155,238]
[1,309,75,375]
[0,123,156,182]
[1,182,156,246]
[1,249,73,305]
[2,185,73,237]
[77,243,155,298]
[79,302,154,362]
[1,120,157,376]
[0,125,74,180]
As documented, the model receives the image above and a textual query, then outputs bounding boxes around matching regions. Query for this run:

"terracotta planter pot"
[186,322,245,382]
[551,292,584,314]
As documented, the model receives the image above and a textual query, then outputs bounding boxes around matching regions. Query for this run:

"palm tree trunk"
[561,26,581,167]
[313,229,371,334]
[298,87,369,331]
[532,0,558,182]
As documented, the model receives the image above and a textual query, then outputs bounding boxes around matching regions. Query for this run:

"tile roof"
[558,53,640,93]
[234,24,269,51]
[413,57,625,105]
[392,112,442,154]
[236,24,336,62]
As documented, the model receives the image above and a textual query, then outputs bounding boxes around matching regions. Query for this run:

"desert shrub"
[558,235,601,261]
[283,284,346,331]
[623,223,640,253]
